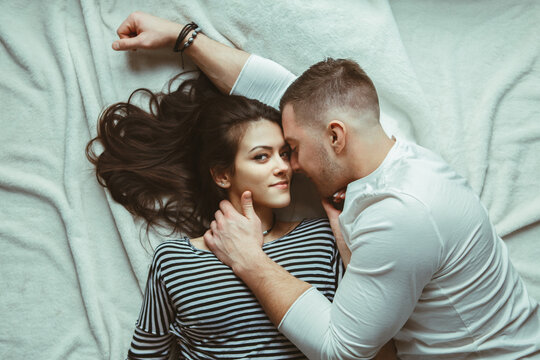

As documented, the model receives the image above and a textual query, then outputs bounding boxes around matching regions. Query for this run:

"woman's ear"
[328,120,347,154]
[210,169,231,189]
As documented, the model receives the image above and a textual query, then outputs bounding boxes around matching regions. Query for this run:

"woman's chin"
[264,196,291,209]
[273,201,291,209]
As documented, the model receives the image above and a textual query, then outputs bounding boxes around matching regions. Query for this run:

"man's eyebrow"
[248,145,272,153]
[284,137,296,144]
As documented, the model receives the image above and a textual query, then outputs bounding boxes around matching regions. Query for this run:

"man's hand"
[204,191,265,272]
[113,12,183,51]
[205,191,311,326]
[322,189,351,267]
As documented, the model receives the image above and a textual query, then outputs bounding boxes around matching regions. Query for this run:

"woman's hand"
[322,189,351,267]
[113,12,183,51]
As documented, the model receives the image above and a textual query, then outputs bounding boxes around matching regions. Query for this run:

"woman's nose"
[274,155,290,174]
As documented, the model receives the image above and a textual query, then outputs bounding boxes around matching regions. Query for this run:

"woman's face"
[227,119,292,209]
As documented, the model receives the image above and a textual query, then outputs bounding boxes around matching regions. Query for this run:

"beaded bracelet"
[173,22,201,68]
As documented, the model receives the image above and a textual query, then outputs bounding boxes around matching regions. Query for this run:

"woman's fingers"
[112,36,141,51]
[113,12,182,51]
[332,189,346,203]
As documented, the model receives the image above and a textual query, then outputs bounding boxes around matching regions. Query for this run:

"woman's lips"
[270,181,289,189]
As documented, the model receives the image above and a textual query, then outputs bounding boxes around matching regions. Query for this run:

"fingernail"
[112,42,119,50]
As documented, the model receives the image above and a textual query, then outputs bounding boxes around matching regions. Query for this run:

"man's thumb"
[241,191,255,218]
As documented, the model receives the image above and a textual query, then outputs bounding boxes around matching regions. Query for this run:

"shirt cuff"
[229,54,297,110]
[278,286,332,360]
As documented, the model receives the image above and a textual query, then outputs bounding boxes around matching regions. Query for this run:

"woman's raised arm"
[113,11,250,94]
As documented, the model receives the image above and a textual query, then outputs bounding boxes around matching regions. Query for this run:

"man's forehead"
[282,104,301,142]
[284,135,297,144]
[282,121,300,144]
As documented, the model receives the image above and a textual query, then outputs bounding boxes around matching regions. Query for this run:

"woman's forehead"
[239,120,285,149]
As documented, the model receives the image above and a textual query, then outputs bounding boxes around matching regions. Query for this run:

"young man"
[113,12,540,359]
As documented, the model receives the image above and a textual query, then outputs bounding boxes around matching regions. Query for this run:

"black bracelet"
[181,27,200,51]
[173,22,198,52]
[173,22,202,68]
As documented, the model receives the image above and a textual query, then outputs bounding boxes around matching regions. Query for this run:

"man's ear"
[328,120,347,154]
[210,168,231,189]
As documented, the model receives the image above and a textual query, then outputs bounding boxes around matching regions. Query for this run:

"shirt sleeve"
[127,248,175,360]
[332,236,344,288]
[278,195,442,359]
[230,54,297,110]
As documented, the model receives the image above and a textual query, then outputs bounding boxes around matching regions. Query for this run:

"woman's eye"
[254,154,269,161]
[280,150,291,159]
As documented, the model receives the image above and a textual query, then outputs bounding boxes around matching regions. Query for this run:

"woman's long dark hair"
[86,73,281,237]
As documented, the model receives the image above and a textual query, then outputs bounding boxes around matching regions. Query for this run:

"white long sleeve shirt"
[231,54,540,359]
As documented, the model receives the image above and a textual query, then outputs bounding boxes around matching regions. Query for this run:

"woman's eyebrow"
[248,145,273,153]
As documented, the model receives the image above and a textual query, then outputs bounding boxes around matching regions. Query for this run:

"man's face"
[282,104,340,198]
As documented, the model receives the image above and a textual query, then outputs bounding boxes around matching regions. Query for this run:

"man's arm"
[113,11,249,94]
[322,194,351,268]
[207,192,440,359]
[204,192,311,325]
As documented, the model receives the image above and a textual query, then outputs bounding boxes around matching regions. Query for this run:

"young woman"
[86,73,341,359]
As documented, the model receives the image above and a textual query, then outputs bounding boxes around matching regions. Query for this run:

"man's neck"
[351,131,396,180]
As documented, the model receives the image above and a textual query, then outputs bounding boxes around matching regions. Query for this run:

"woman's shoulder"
[152,237,196,260]
[187,236,210,251]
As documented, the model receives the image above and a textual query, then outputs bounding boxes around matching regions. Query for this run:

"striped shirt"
[127,218,341,360]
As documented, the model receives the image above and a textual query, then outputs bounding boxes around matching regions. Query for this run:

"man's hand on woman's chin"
[203,191,265,272]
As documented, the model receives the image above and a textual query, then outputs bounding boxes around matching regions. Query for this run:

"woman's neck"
[256,206,275,236]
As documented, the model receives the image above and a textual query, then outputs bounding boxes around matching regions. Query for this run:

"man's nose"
[290,156,301,173]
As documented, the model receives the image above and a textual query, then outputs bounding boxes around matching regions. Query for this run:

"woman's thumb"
[112,37,139,51]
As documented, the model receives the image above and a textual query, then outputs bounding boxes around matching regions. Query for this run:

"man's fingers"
[203,230,215,249]
[240,191,256,219]
[210,220,218,234]
[215,210,224,223]
[219,199,239,217]
[321,195,343,216]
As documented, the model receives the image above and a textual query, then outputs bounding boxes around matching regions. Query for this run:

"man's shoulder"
[351,190,433,224]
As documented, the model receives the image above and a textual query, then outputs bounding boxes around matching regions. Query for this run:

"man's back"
[340,138,540,358]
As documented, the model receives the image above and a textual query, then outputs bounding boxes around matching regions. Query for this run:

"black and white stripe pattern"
[127,218,340,360]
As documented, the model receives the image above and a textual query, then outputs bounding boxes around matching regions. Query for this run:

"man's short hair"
[279,58,380,127]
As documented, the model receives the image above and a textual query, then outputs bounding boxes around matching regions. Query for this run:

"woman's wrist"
[167,23,185,48]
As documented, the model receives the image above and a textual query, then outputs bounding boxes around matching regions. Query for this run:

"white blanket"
[1,0,538,358]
